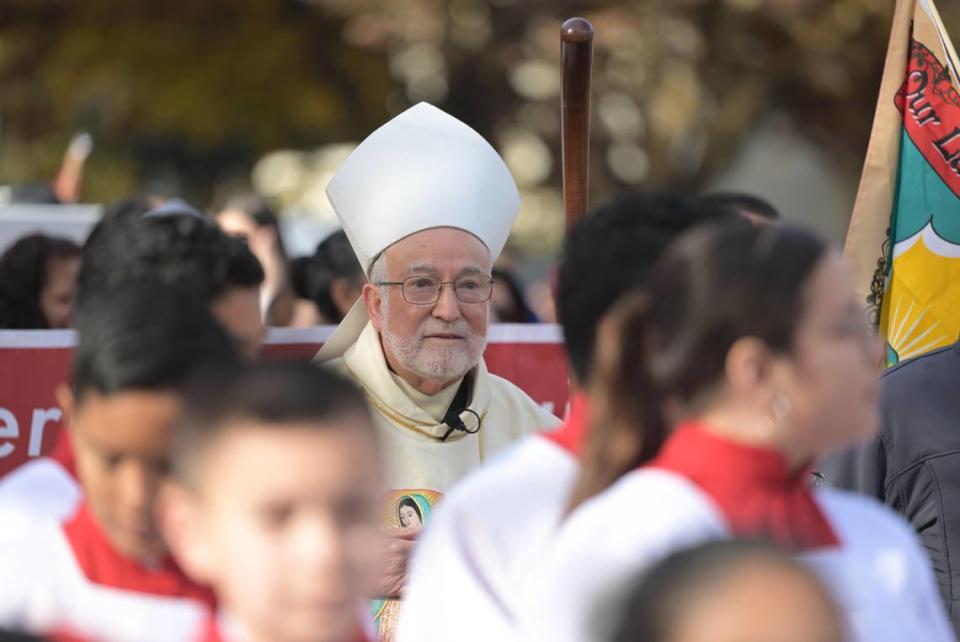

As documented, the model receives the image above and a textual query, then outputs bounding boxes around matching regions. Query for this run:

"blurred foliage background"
[3,0,959,253]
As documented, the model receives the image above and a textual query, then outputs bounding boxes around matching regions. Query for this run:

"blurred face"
[165,419,382,642]
[491,280,517,323]
[41,256,80,328]
[211,286,265,359]
[365,228,491,393]
[772,252,881,456]
[670,560,844,642]
[60,387,178,564]
[330,277,366,320]
[399,504,421,528]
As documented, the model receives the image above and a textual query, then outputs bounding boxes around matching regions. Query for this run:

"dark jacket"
[820,343,960,633]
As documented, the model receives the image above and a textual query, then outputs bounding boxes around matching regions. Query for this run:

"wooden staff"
[561,17,594,229]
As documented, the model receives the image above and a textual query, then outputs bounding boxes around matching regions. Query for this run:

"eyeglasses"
[376,274,495,305]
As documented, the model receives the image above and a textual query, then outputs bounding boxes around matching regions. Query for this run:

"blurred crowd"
[0,192,556,334]
[0,99,953,642]
[0,186,783,336]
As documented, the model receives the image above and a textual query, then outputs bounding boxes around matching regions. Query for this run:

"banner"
[0,204,101,253]
[0,325,569,478]
[844,0,960,366]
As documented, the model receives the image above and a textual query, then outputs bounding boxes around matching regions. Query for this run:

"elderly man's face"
[365,227,491,393]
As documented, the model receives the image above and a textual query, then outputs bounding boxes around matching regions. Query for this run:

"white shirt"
[396,433,578,642]
[520,467,955,642]
[0,502,209,642]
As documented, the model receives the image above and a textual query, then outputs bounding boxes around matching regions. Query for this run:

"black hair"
[607,540,837,642]
[0,234,81,329]
[701,191,780,221]
[569,223,829,510]
[558,191,735,383]
[71,280,238,400]
[102,195,157,221]
[76,209,264,312]
[491,267,538,323]
[397,496,424,525]
[300,230,364,322]
[170,361,371,485]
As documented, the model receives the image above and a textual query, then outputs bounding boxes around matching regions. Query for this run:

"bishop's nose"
[431,283,462,322]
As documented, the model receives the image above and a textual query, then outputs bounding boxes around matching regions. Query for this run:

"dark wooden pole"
[560,17,594,230]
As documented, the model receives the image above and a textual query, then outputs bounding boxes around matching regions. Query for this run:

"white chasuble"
[326,322,559,492]
[323,322,559,641]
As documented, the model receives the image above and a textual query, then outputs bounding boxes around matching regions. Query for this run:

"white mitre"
[315,102,521,361]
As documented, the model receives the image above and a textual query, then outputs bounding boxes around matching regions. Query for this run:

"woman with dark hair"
[299,230,365,324]
[0,281,238,641]
[397,496,424,529]
[490,268,538,323]
[607,540,843,642]
[522,223,951,642]
[0,233,80,329]
[215,192,295,326]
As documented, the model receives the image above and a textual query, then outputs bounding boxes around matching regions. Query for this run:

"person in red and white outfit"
[520,222,954,642]
[0,281,239,641]
[395,192,734,642]
[159,362,382,642]
[0,204,265,527]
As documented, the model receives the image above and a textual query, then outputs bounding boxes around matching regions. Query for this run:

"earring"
[771,392,792,421]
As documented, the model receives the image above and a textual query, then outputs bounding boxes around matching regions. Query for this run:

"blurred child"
[78,204,265,358]
[0,282,238,642]
[522,223,951,642]
[0,233,80,329]
[607,540,843,642]
[160,362,382,642]
[0,206,265,525]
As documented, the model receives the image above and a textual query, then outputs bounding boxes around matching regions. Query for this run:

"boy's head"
[161,362,382,642]
[59,281,238,564]
[76,207,266,358]
[558,191,735,385]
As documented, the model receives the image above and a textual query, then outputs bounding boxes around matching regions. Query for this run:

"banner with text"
[0,325,569,477]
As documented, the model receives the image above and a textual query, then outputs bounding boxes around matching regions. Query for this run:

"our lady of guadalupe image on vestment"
[370,489,442,642]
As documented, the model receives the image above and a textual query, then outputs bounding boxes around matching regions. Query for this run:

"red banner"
[0,325,569,477]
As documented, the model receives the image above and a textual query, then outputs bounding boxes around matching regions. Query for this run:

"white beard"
[380,300,486,383]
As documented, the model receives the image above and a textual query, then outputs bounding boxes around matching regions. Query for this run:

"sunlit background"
[4,0,957,264]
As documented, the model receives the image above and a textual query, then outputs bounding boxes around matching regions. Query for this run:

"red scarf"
[649,422,840,551]
[49,430,78,479]
[541,393,590,455]
[63,502,215,606]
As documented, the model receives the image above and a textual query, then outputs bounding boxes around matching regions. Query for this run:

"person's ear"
[55,384,76,431]
[724,337,774,396]
[364,282,386,331]
[155,480,216,585]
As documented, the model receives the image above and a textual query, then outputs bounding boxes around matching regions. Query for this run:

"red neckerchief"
[49,430,78,479]
[540,393,590,455]
[196,614,225,642]
[196,612,374,642]
[649,422,840,551]
[63,502,215,607]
